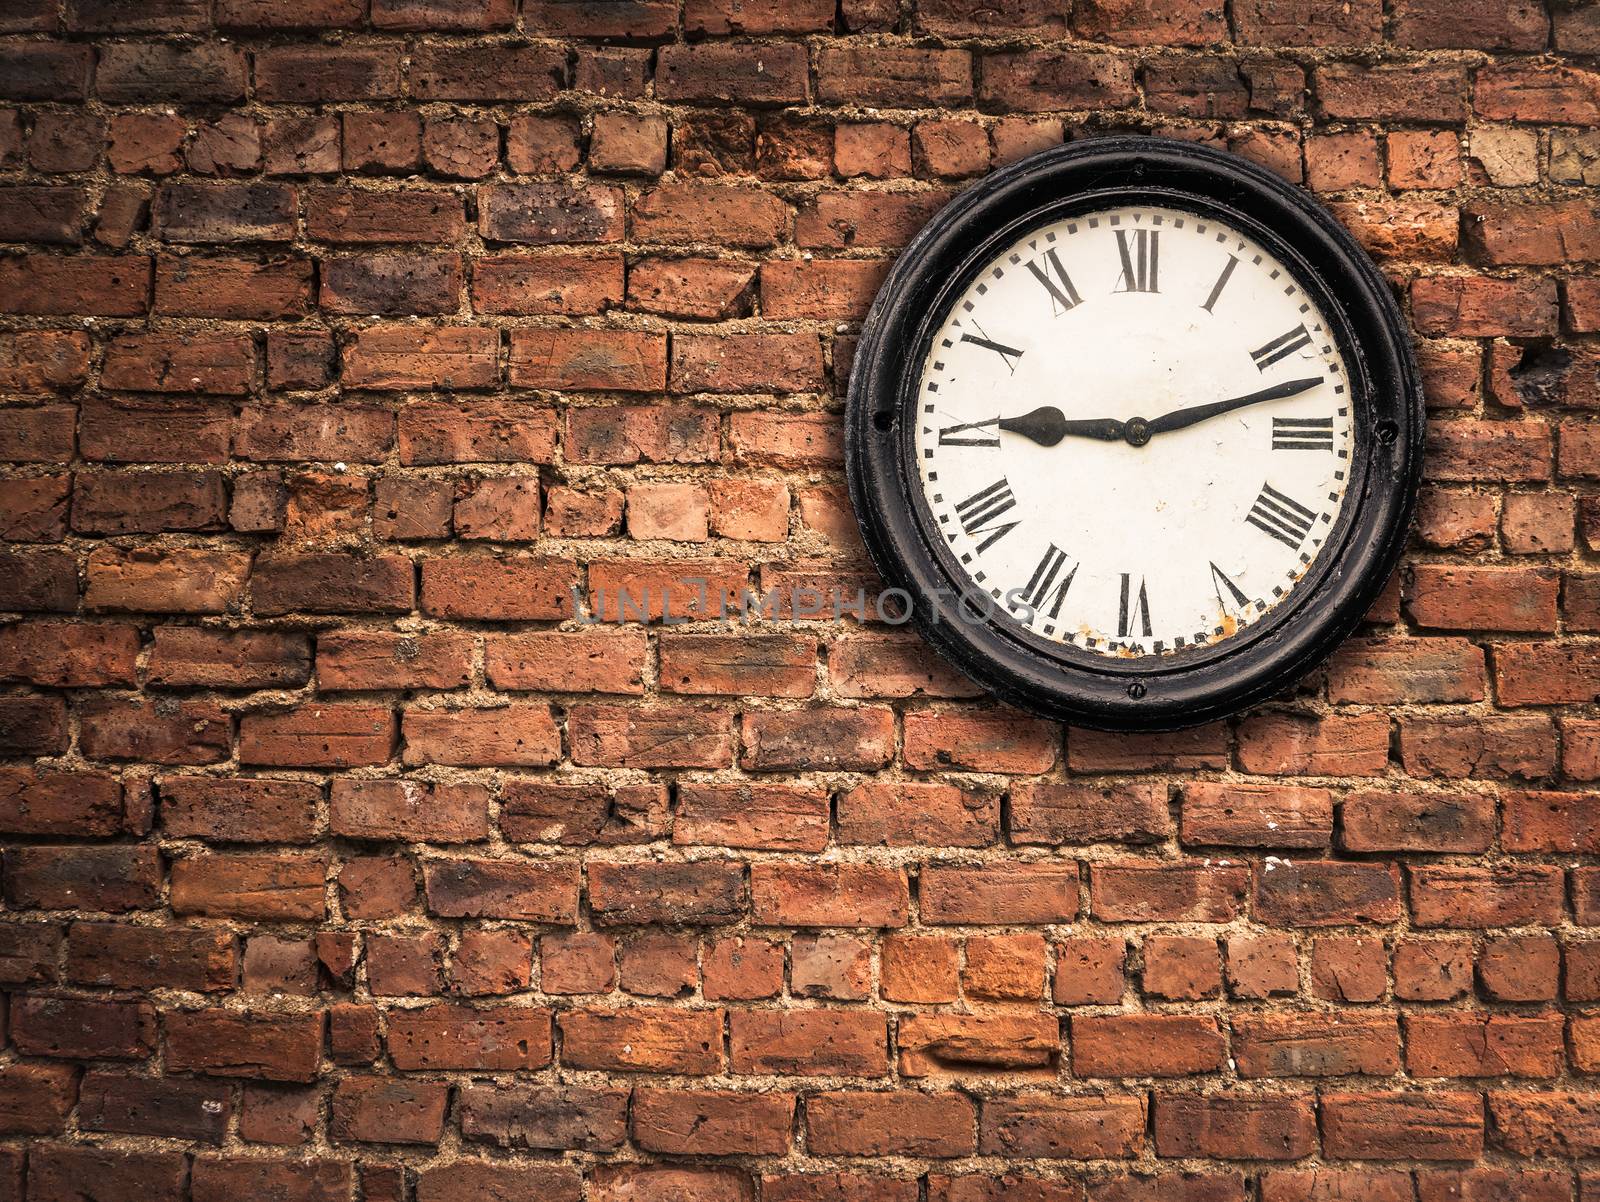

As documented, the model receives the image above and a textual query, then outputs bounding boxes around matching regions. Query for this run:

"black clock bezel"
[845,136,1423,731]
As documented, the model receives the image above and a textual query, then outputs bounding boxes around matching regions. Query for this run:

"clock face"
[912,204,1355,659]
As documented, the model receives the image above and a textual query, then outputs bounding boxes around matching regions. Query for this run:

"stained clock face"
[847,138,1421,729]
[913,204,1354,658]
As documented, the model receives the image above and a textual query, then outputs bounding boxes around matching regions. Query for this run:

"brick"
[1155,1094,1317,1160]
[1410,865,1564,927]
[979,1093,1145,1157]
[839,781,998,847]
[0,255,150,315]
[571,704,734,768]
[402,705,559,767]
[78,1072,231,1141]
[1253,861,1401,926]
[460,1083,627,1151]
[0,1062,77,1134]
[25,1147,184,1202]
[1340,790,1493,853]
[1073,1015,1226,1077]
[479,182,622,244]
[411,43,564,99]
[423,858,577,922]
[675,783,829,852]
[1405,1013,1564,1077]
[5,845,161,911]
[472,253,624,314]
[1322,1092,1484,1160]
[1142,935,1221,1001]
[743,707,893,770]
[922,864,1078,924]
[1236,712,1389,775]
[1326,637,1486,704]
[387,1003,551,1070]
[320,253,461,315]
[808,1091,975,1157]
[1412,277,1559,338]
[98,43,245,102]
[171,852,327,920]
[1232,1012,1400,1077]
[165,1009,322,1082]
[751,863,907,926]
[509,329,665,391]
[658,43,809,104]
[1092,862,1248,922]
[239,705,396,768]
[561,1007,722,1074]
[256,46,399,101]
[731,1010,888,1076]
[1181,782,1333,848]
[190,1159,352,1202]
[11,994,157,1060]
[636,1088,795,1155]
[633,183,791,249]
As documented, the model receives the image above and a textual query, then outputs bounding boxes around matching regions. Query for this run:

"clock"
[846,137,1422,731]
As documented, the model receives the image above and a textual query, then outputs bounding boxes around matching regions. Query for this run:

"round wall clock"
[846,137,1422,731]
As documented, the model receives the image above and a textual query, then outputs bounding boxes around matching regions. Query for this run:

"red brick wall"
[1,0,1599,1198]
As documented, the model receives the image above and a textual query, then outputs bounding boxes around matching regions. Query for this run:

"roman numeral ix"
[1251,323,1314,371]
[938,417,1001,447]
[1272,416,1334,450]
[1114,228,1159,293]
[1246,483,1317,549]
[955,478,1019,552]
[1026,248,1083,314]
[1016,544,1077,620]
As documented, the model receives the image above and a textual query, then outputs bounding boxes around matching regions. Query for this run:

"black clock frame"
[845,136,1423,731]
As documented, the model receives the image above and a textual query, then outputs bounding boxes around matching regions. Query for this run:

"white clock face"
[914,204,1355,659]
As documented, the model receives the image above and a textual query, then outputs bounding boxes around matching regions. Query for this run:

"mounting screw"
[1377,419,1399,446]
[874,410,894,432]
[1128,682,1147,699]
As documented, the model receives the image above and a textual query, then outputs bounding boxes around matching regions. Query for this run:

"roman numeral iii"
[1114,229,1159,293]
[1118,573,1152,638]
[1016,544,1077,620]
[1272,416,1334,450]
[1246,483,1317,548]
[1251,323,1313,371]
[955,478,1020,552]
[1026,249,1083,314]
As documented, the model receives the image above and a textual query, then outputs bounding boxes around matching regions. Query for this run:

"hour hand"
[998,406,1126,446]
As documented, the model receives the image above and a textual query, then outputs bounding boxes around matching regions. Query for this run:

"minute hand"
[1144,377,1324,437]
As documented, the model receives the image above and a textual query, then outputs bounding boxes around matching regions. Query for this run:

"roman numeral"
[1017,544,1077,620]
[1272,416,1334,450]
[1025,248,1083,314]
[1251,323,1313,371]
[1209,561,1249,610]
[1201,254,1238,313]
[955,478,1019,552]
[1118,573,1152,639]
[938,416,1001,447]
[1114,228,1159,293]
[1246,483,1317,549]
[960,327,1024,373]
